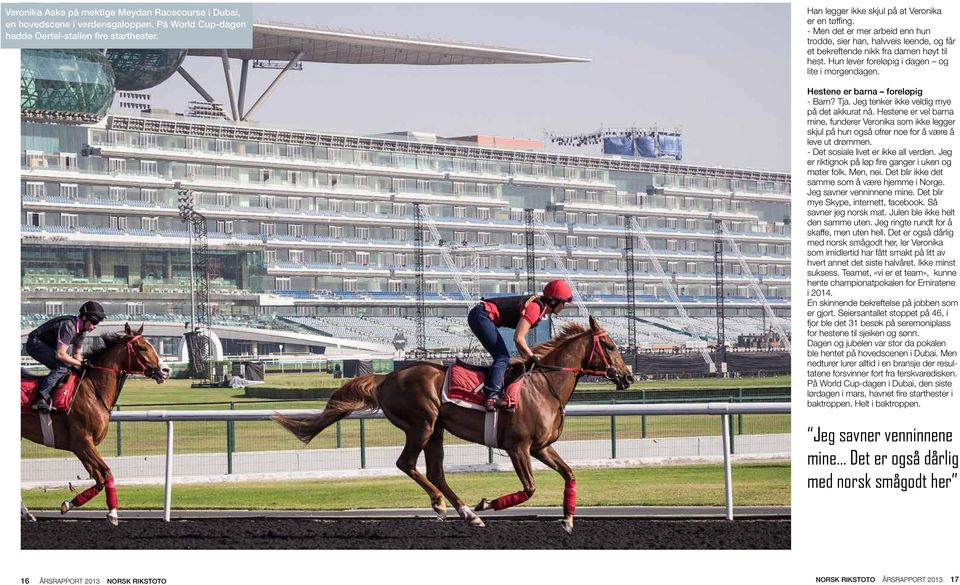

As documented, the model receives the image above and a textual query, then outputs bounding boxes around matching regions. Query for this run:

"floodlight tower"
[524,209,536,295]
[713,219,727,376]
[176,185,212,378]
[623,217,638,369]
[413,203,427,358]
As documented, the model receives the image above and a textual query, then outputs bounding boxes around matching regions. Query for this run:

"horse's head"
[584,316,634,391]
[123,323,171,383]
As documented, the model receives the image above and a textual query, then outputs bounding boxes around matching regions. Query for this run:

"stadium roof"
[188,21,589,65]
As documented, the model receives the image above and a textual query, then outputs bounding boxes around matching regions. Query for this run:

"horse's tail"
[273,374,386,444]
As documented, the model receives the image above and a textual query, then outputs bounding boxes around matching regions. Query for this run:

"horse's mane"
[529,321,590,358]
[85,331,130,361]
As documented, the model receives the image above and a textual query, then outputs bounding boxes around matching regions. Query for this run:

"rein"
[529,367,565,405]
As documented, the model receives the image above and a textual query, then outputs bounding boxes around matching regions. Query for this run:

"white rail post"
[89,402,791,523]
[721,413,734,520]
[163,420,174,522]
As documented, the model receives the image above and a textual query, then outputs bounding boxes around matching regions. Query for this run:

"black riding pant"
[25,337,70,399]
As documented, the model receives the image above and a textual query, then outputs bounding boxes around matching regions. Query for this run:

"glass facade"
[21,112,791,348]
[20,49,115,122]
[106,49,187,91]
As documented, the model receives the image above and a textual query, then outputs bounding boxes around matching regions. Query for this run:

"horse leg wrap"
[105,477,118,510]
[71,485,102,508]
[490,490,530,511]
[563,480,577,518]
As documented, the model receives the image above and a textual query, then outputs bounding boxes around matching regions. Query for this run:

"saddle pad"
[440,363,523,411]
[21,372,80,413]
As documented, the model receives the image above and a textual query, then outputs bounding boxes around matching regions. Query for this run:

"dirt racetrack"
[22,517,790,549]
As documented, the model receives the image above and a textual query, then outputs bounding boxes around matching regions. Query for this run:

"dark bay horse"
[21,324,170,525]
[275,316,633,533]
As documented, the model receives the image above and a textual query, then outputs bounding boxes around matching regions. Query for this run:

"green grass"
[22,372,791,459]
[22,413,790,459]
[114,373,791,407]
[21,462,790,510]
[617,375,789,391]
[116,372,345,407]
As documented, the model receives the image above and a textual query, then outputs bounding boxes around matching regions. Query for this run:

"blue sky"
[148,3,790,171]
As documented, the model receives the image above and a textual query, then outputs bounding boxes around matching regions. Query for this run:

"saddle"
[441,358,526,411]
[20,369,81,413]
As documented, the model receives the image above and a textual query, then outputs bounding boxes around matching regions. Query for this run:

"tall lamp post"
[176,184,211,379]
[176,188,197,335]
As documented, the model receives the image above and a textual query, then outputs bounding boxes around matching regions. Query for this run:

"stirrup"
[32,399,56,414]
[484,398,496,412]
[496,397,516,413]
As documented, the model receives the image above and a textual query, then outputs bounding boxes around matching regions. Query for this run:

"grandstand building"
[20,24,790,357]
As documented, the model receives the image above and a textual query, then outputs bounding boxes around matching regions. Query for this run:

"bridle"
[88,335,158,377]
[536,331,619,378]
[584,331,618,378]
[528,330,625,408]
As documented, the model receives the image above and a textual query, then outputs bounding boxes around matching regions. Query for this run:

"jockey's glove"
[526,355,542,370]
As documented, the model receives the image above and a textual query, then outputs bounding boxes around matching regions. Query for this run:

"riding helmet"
[542,280,573,303]
[79,301,106,323]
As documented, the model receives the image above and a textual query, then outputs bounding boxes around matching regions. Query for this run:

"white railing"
[103,402,790,521]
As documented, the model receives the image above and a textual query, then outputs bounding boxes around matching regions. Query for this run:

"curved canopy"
[188,22,589,65]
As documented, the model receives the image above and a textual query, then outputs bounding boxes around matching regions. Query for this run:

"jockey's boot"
[32,392,56,414]
[483,391,497,412]
[482,384,499,412]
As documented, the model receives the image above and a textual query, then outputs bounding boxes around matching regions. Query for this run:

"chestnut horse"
[21,324,170,525]
[275,316,633,533]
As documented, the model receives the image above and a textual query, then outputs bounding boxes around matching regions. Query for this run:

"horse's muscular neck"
[84,341,126,411]
[536,332,594,405]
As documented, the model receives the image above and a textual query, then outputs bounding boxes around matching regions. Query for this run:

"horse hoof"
[457,506,482,526]
[107,509,119,526]
[21,502,37,522]
[432,503,447,521]
[60,501,73,515]
[474,498,490,512]
[561,519,573,535]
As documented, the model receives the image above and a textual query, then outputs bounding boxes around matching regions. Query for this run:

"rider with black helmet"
[25,301,105,413]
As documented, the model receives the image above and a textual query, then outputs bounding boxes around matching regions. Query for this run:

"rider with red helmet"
[25,301,105,413]
[468,279,573,411]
